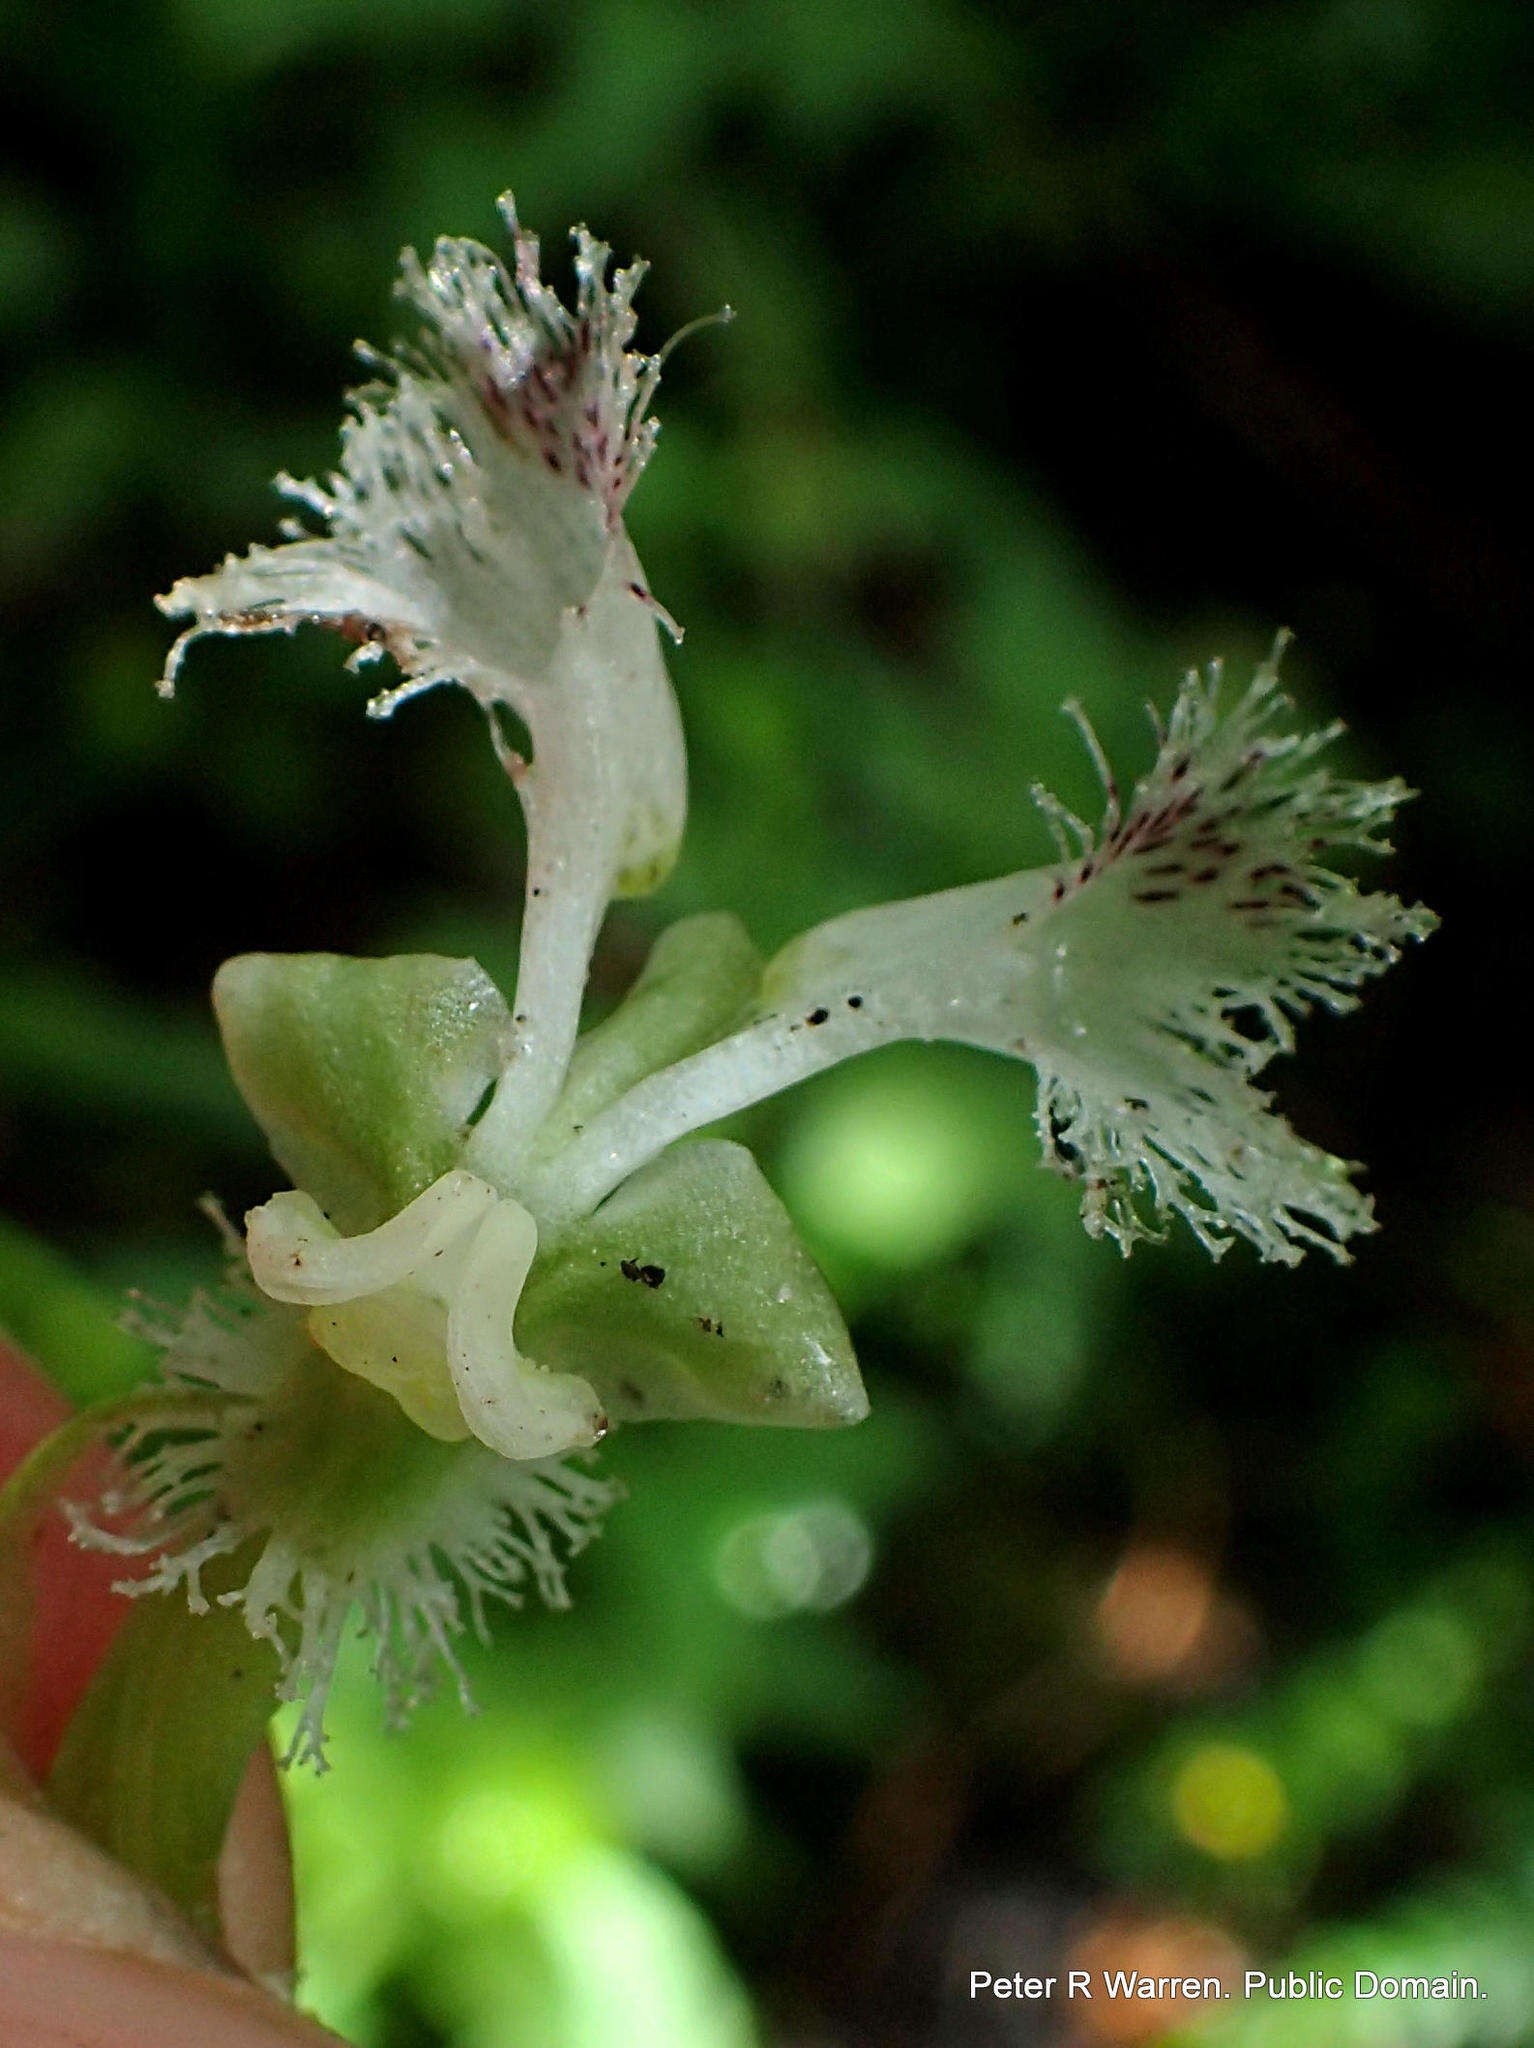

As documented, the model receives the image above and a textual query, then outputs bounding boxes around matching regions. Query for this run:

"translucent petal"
[306,1285,468,1444]
[445,1197,606,1459]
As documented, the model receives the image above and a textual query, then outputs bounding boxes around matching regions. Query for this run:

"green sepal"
[214,952,513,1234]
[531,914,762,1162]
[45,1544,282,1949]
[519,1139,868,1429]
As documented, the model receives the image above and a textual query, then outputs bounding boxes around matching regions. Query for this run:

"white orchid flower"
[75,203,1431,1765]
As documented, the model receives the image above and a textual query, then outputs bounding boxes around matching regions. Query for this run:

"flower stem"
[464,736,617,1184]
[525,1013,846,1220]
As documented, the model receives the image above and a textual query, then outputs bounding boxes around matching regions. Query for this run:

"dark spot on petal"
[847,994,864,1008]
[806,1007,829,1026]
[621,1259,666,1288]
[331,614,387,647]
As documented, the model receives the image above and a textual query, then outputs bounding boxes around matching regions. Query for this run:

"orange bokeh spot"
[1065,1908,1244,2046]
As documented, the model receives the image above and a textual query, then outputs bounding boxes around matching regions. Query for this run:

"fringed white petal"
[155,196,668,713]
[535,643,1433,1261]
[158,199,694,1160]
[154,198,682,838]
[397,195,663,531]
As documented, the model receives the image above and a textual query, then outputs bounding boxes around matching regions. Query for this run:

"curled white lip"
[246,1170,605,1461]
[245,1169,497,1305]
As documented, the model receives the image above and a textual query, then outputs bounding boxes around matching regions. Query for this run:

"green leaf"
[47,1547,282,1948]
[531,914,762,1161]
[214,952,513,1234]
[520,1139,868,1429]
[0,1213,157,1406]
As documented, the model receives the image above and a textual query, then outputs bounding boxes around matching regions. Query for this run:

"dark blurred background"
[2,2,1532,2043]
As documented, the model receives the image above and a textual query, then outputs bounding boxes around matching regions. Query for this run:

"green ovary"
[227,1338,472,1559]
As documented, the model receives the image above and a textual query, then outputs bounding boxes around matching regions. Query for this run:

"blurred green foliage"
[2,0,1531,2043]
